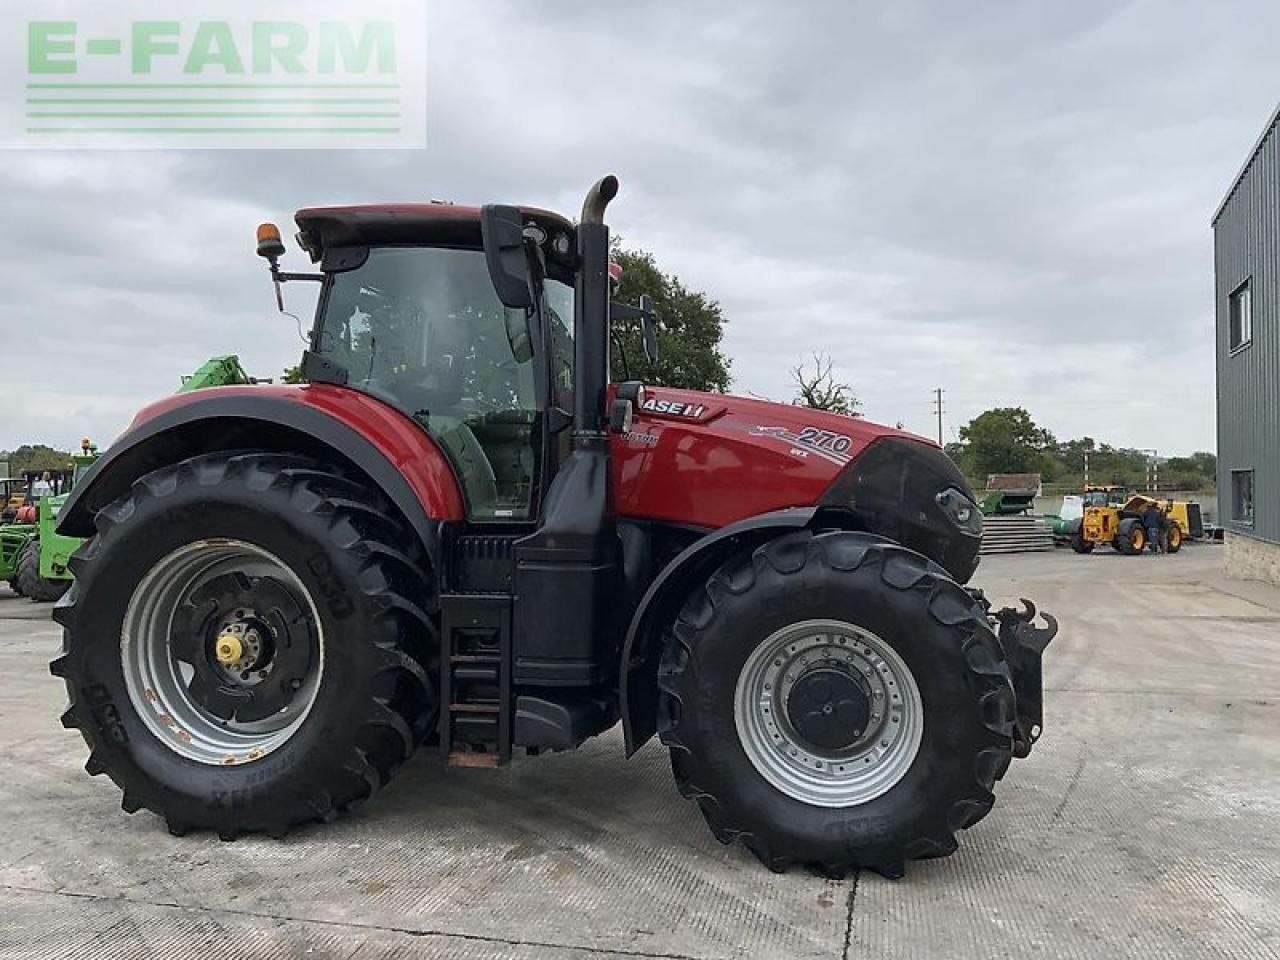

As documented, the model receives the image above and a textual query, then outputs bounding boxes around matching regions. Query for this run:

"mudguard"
[57,385,464,571]
[619,507,818,755]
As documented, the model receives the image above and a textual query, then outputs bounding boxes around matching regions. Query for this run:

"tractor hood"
[612,386,982,583]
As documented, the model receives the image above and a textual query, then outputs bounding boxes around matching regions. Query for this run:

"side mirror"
[480,204,533,310]
[610,295,660,365]
[638,294,659,364]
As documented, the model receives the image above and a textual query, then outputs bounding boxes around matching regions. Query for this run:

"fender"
[620,507,820,755]
[58,385,464,571]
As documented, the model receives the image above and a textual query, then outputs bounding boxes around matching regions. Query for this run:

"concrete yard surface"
[1,545,1277,959]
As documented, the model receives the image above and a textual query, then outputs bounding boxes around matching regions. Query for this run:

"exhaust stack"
[573,175,620,438]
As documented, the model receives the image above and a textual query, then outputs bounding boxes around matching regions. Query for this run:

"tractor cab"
[299,221,576,521]
[1082,485,1127,509]
[23,468,73,502]
[262,179,642,764]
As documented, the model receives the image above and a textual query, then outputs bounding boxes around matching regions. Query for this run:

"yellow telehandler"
[1067,487,1201,555]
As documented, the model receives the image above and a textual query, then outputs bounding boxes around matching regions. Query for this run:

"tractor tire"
[50,452,438,839]
[1166,524,1183,554]
[1115,519,1146,556]
[16,538,71,602]
[658,529,1015,879]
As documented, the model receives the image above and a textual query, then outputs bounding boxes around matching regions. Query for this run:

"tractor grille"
[451,534,516,594]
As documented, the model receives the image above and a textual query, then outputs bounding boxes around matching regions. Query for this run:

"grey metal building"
[1213,103,1280,584]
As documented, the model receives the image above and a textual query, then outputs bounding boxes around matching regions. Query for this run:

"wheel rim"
[734,618,924,808]
[121,540,324,766]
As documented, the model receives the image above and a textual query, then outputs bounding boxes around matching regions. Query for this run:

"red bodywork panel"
[128,383,929,530]
[611,387,929,529]
[129,384,465,522]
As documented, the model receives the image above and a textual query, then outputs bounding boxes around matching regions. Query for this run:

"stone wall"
[1225,531,1280,586]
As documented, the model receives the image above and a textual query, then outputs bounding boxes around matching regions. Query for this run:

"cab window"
[316,246,540,520]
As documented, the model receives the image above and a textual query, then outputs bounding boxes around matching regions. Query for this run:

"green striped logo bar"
[5,1,425,149]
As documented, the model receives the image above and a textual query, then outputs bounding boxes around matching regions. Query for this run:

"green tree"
[281,363,303,384]
[1164,451,1216,479]
[1159,451,1217,492]
[790,352,861,416]
[609,247,731,392]
[957,407,1055,477]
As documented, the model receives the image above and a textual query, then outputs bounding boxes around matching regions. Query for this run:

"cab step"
[439,594,512,765]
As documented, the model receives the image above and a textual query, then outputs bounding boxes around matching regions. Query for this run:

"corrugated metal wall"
[1214,109,1280,545]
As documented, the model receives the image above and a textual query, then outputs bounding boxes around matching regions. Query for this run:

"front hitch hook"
[994,598,1058,758]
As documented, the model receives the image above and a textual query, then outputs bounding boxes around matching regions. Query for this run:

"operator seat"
[430,414,500,516]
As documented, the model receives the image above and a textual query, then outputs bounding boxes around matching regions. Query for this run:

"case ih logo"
[641,397,708,419]
[3,0,425,149]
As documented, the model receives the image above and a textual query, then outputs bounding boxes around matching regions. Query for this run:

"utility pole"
[932,388,945,446]
[1083,451,1090,489]
[1141,449,1158,493]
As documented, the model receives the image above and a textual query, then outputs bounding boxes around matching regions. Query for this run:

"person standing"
[31,471,53,498]
[1141,501,1164,554]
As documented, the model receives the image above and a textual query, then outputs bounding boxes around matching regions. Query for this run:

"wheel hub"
[785,667,871,750]
[120,541,324,766]
[214,631,243,665]
[734,619,924,808]
[211,611,275,685]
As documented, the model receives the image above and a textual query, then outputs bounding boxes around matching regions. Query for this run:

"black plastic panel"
[819,437,980,584]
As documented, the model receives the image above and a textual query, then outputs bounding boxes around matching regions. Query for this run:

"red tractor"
[51,177,1055,878]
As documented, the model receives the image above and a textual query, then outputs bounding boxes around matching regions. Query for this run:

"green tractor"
[0,477,32,592]
[7,355,257,601]
[1,519,35,595]
[12,446,98,601]
[2,472,66,595]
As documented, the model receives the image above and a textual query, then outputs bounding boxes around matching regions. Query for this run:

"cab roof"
[293,202,575,261]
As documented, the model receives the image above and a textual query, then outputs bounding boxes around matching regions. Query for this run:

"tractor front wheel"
[658,530,1015,878]
[16,538,71,602]
[51,452,437,839]
[1115,521,1145,556]
[1070,534,1094,554]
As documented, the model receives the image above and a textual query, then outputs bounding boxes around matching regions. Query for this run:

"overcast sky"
[3,0,1277,457]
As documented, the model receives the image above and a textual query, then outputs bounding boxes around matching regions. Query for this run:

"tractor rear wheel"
[1166,524,1183,554]
[658,530,1015,878]
[1070,534,1093,554]
[16,537,71,602]
[50,452,437,839]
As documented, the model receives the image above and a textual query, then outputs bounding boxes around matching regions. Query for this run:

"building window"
[1231,469,1254,524]
[1229,280,1252,352]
